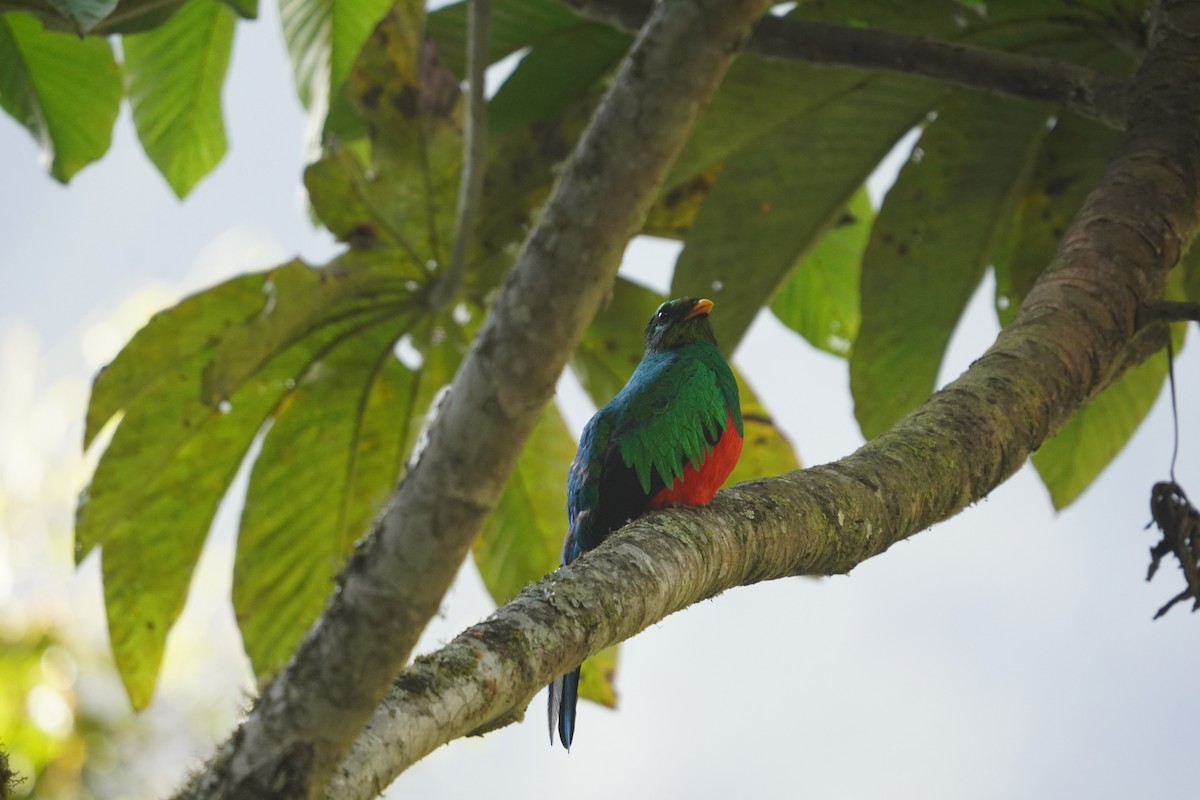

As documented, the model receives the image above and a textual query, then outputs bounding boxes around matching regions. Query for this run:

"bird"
[548,296,744,749]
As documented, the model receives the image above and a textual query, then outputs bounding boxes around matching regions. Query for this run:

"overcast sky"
[2,4,1197,798]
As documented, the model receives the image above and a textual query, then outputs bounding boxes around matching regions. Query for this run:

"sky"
[1,3,1198,799]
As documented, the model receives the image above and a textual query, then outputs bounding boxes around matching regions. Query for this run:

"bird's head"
[644,297,719,353]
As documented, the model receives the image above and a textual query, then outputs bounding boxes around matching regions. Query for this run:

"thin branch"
[1142,299,1200,323]
[561,0,1130,130]
[176,0,774,797]
[429,0,491,311]
[754,18,1129,130]
[327,0,1200,792]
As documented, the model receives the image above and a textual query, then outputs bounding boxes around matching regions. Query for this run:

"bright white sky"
[1,3,1197,798]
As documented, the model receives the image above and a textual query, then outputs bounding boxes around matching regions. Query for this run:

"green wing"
[615,351,734,494]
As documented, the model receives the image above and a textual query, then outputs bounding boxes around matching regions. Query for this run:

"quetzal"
[548,296,744,749]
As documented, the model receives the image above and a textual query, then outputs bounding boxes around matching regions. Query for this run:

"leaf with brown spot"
[328,6,464,266]
[671,75,944,354]
[643,167,721,239]
[993,115,1121,325]
[851,93,1053,439]
[278,0,393,112]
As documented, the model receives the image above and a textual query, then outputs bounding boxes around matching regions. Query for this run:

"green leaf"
[201,253,423,403]
[475,403,576,604]
[473,85,602,288]
[427,0,583,77]
[338,3,464,268]
[993,115,1120,325]
[725,371,802,486]
[219,0,256,19]
[1184,246,1200,305]
[642,166,721,241]
[798,0,967,31]
[661,0,965,196]
[233,316,468,681]
[0,12,120,181]
[312,5,605,290]
[672,75,937,352]
[233,319,422,677]
[1033,355,1170,509]
[278,0,394,111]
[225,4,477,676]
[850,93,1052,439]
[648,0,1109,243]
[93,332,334,708]
[304,142,399,246]
[487,21,628,134]
[311,1,535,304]
[1032,272,1188,509]
[84,272,264,449]
[123,0,236,197]
[660,59,867,209]
[90,0,190,34]
[978,29,1138,327]
[570,278,659,407]
[771,189,873,357]
[46,0,118,33]
[78,256,421,707]
[965,0,1143,34]
[577,646,618,708]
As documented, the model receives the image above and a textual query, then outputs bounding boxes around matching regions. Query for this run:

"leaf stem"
[429,0,491,311]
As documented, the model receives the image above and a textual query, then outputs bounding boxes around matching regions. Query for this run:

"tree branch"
[429,0,491,311]
[176,0,773,797]
[561,0,1131,130]
[326,0,1200,793]
[1142,299,1200,323]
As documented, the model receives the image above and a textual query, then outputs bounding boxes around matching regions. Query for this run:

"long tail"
[547,667,581,750]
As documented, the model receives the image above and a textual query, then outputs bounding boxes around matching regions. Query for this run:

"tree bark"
[176,0,773,797]
[325,0,1200,794]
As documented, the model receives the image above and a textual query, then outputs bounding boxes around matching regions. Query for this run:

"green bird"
[549,296,744,749]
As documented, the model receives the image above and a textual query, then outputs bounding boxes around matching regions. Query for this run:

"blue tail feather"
[547,667,581,750]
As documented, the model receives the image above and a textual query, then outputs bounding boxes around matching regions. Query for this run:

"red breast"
[649,410,743,509]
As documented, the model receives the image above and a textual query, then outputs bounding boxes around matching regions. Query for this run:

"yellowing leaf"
[78,256,423,707]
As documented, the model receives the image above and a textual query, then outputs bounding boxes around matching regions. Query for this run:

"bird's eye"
[656,309,668,323]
